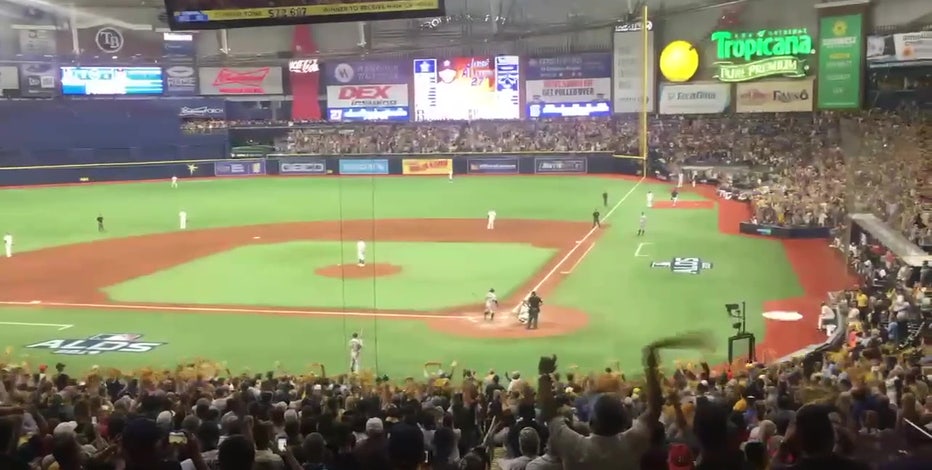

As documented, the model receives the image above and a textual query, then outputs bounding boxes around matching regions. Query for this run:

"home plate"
[253,236,261,239]
[762,311,803,322]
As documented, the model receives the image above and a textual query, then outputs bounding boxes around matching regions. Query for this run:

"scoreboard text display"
[167,0,445,30]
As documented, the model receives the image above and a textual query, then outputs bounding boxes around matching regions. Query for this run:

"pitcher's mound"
[315,263,402,279]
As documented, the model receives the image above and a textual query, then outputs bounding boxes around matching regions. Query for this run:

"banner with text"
[534,158,587,174]
[402,158,452,175]
[163,32,196,61]
[164,64,197,96]
[18,63,57,97]
[199,67,284,95]
[867,31,932,68]
[467,158,520,174]
[18,29,57,55]
[525,53,612,118]
[0,66,20,97]
[817,14,863,109]
[339,159,389,175]
[279,158,328,175]
[325,60,410,122]
[735,79,814,113]
[659,82,731,115]
[612,22,656,113]
[214,160,267,177]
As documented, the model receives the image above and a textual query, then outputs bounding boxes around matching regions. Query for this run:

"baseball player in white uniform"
[487,210,497,230]
[349,333,363,373]
[637,212,647,237]
[3,233,12,258]
[484,288,498,321]
[171,176,178,188]
[646,191,654,208]
[357,240,366,267]
[179,210,187,230]
[448,168,454,182]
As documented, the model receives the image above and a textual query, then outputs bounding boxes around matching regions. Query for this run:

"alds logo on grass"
[651,257,713,275]
[25,333,166,356]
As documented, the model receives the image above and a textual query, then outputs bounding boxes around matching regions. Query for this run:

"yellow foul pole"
[640,4,649,176]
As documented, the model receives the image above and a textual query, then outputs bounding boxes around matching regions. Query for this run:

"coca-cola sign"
[289,59,319,74]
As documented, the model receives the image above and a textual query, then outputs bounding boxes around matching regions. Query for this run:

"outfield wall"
[0,153,643,187]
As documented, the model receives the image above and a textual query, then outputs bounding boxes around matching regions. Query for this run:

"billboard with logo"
[0,67,20,97]
[18,63,57,97]
[709,28,815,82]
[177,100,225,118]
[525,53,612,118]
[867,31,932,68]
[612,22,656,113]
[72,25,163,58]
[164,64,197,95]
[817,14,863,109]
[412,56,520,121]
[163,32,196,60]
[279,158,328,175]
[659,82,731,114]
[735,79,814,113]
[198,66,284,95]
[402,158,452,175]
[18,29,57,55]
[324,60,410,122]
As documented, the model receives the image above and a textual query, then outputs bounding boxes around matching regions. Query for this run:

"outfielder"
[171,176,178,188]
[3,233,12,258]
[349,333,363,373]
[487,210,497,230]
[448,168,454,182]
[484,288,498,321]
[357,240,366,267]
[179,210,188,230]
[646,191,654,208]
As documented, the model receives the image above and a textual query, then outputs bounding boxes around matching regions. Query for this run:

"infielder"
[171,176,178,188]
[179,210,187,230]
[487,210,497,230]
[3,232,12,258]
[637,212,647,237]
[671,188,679,207]
[349,333,363,373]
[357,240,366,267]
[646,191,654,208]
[484,288,498,321]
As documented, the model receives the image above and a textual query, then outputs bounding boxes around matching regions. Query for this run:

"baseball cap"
[53,421,78,437]
[365,417,384,434]
[667,443,695,470]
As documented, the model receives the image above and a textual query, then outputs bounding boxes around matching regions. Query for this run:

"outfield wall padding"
[0,154,641,187]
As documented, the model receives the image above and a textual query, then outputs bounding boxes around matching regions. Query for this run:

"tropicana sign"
[710,28,815,82]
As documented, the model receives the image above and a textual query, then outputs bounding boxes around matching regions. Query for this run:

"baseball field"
[0,175,852,378]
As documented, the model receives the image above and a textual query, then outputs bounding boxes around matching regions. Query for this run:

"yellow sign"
[402,159,452,175]
[200,0,441,21]
[659,40,699,82]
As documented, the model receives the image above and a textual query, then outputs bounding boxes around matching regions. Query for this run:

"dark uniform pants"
[527,308,540,329]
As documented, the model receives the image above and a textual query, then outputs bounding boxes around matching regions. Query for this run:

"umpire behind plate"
[526,291,543,329]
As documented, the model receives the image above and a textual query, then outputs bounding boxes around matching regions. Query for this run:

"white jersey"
[485,291,498,308]
[179,211,187,222]
[357,240,366,253]
[171,176,178,183]
[349,338,363,355]
[647,192,654,203]
[488,210,497,221]
[2,235,11,246]
[639,214,647,228]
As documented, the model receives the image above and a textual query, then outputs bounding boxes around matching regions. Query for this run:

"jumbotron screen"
[165,0,445,30]
[413,56,521,121]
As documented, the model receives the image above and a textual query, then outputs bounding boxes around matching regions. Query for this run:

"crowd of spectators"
[1,328,930,470]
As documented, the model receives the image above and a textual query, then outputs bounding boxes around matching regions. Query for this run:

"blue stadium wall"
[0,154,644,187]
[0,99,229,166]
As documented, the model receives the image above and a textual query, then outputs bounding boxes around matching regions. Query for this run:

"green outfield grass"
[0,176,799,377]
[104,241,555,310]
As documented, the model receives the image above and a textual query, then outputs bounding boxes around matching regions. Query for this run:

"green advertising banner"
[817,14,863,109]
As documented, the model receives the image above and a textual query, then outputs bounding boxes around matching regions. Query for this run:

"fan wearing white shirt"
[818,302,836,334]
[487,210,497,230]
[356,240,366,267]
[3,232,12,258]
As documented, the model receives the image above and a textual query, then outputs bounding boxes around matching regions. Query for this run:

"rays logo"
[25,333,166,356]
[650,257,712,275]
[95,27,124,53]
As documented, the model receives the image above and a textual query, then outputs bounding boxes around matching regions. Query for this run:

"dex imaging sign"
[710,28,815,82]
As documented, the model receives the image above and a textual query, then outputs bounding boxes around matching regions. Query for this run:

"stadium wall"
[0,154,640,187]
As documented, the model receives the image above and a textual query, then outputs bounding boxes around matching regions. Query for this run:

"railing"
[0,143,228,167]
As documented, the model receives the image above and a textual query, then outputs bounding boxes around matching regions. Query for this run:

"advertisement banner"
[817,14,863,109]
[659,82,731,115]
[339,159,389,175]
[178,101,225,118]
[613,22,656,113]
[867,31,932,68]
[162,32,196,60]
[280,158,328,175]
[164,64,197,96]
[324,60,411,122]
[0,66,20,97]
[199,67,284,95]
[534,158,588,174]
[412,56,520,121]
[735,79,814,113]
[18,29,57,55]
[290,25,322,121]
[18,63,57,97]
[526,53,612,118]
[326,84,409,108]
[467,158,519,175]
[73,25,162,58]
[214,160,267,177]
[402,158,452,175]
[324,60,409,85]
